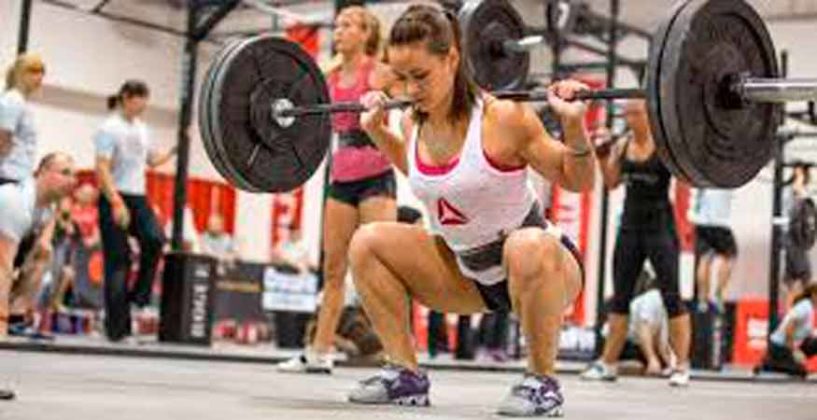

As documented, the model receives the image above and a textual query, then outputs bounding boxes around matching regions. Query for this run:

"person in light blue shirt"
[688,188,737,312]
[94,80,176,342]
[758,283,817,377]
[0,53,45,185]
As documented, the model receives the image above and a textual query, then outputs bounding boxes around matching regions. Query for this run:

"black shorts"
[695,225,738,258]
[459,204,584,312]
[784,236,811,283]
[611,220,686,318]
[328,170,396,207]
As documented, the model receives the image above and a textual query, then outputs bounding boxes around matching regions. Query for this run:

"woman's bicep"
[516,106,566,183]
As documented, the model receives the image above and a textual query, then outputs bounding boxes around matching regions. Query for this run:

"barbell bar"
[271,87,647,128]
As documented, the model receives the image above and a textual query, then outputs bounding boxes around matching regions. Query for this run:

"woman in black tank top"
[582,100,692,386]
[619,139,674,228]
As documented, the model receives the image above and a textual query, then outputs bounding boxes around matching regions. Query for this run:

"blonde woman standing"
[278,6,396,374]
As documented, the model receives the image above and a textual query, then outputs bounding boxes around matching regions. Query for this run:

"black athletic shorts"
[327,170,396,207]
[458,203,584,312]
[784,235,812,284]
[695,225,738,258]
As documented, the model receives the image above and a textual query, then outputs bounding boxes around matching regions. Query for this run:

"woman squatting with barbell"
[349,3,592,416]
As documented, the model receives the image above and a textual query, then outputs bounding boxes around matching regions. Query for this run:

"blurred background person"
[757,283,817,378]
[95,80,175,342]
[688,188,737,313]
[1,53,45,186]
[201,213,236,263]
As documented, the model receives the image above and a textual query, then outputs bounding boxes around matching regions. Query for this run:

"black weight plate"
[208,37,265,192]
[646,0,696,185]
[459,0,529,91]
[199,37,248,189]
[655,0,780,188]
[209,36,331,193]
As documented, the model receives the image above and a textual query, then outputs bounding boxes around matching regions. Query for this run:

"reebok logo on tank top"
[438,198,469,226]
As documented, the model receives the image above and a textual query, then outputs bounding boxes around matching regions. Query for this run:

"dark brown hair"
[107,79,149,110]
[793,283,817,305]
[388,3,477,124]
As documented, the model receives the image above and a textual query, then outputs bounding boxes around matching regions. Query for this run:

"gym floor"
[1,352,813,419]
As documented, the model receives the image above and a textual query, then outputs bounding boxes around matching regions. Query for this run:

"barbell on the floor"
[198,0,817,193]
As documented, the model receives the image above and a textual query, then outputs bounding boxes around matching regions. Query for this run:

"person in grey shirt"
[95,80,176,342]
[757,283,817,377]
[782,163,812,309]
[0,53,45,185]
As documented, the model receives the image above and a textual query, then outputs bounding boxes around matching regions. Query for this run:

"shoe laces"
[511,374,563,406]
[360,364,402,386]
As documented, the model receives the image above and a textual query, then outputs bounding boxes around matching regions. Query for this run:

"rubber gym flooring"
[0,351,814,420]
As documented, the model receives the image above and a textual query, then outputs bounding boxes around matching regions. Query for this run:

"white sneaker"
[668,368,690,387]
[131,306,158,336]
[276,351,333,374]
[580,361,618,382]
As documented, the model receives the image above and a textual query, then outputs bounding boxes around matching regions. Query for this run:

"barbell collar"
[503,36,546,53]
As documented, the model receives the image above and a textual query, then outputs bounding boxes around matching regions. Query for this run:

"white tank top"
[407,99,539,255]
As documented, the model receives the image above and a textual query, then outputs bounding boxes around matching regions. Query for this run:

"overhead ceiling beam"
[192,0,241,41]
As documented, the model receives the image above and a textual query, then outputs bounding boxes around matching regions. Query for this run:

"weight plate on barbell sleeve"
[459,0,530,91]
[649,0,780,188]
[204,36,331,193]
[200,37,247,189]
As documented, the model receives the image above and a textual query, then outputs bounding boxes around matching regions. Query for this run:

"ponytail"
[107,94,119,110]
[106,79,149,110]
[793,283,817,305]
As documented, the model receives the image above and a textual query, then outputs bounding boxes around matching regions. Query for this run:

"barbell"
[198,0,817,193]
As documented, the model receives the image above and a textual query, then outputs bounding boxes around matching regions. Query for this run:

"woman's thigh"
[322,198,359,262]
[358,195,396,225]
[354,222,487,315]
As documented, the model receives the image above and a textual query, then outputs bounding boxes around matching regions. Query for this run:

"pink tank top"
[327,58,391,183]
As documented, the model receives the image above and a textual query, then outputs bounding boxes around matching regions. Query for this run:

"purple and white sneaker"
[497,374,564,417]
[348,365,430,406]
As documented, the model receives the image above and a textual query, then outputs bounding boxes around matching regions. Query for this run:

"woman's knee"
[347,224,388,279]
[139,231,164,254]
[660,292,687,318]
[505,229,562,286]
[348,224,389,260]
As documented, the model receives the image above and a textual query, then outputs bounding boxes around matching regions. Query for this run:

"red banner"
[732,299,768,366]
[75,170,237,234]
